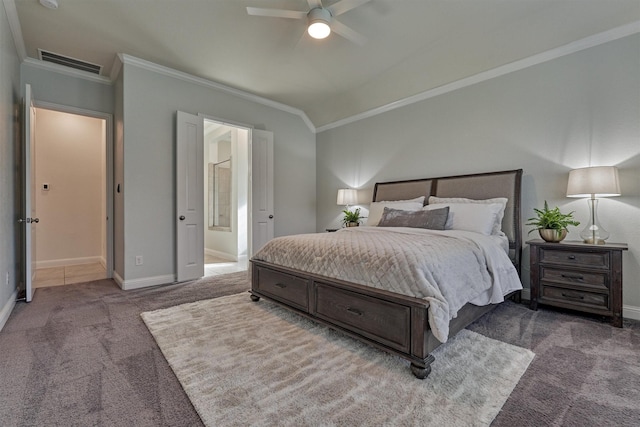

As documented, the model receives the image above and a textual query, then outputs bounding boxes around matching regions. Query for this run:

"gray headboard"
[372,169,523,273]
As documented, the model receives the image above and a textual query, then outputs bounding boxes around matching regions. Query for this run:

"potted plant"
[526,201,580,242]
[342,207,362,227]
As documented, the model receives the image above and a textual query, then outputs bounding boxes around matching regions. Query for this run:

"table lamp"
[566,166,621,244]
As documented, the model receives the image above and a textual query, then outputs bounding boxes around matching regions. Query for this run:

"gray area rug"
[142,293,534,426]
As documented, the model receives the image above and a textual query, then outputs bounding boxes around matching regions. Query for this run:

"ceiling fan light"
[308,21,331,39]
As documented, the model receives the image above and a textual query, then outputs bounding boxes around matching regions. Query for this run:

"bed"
[249,169,523,379]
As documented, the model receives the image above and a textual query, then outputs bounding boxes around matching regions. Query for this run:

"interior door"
[175,111,204,282]
[20,84,37,302]
[250,129,274,256]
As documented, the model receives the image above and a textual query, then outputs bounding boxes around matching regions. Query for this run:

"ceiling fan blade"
[246,7,306,19]
[307,0,322,9]
[327,0,371,17]
[331,19,367,45]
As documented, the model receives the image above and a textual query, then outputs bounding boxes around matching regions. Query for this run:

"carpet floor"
[141,293,533,426]
[1,271,639,426]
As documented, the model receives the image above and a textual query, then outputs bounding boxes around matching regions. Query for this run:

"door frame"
[34,100,115,278]
[200,115,254,259]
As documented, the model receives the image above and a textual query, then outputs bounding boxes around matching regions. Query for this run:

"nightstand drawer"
[539,248,609,270]
[540,285,609,311]
[540,267,608,291]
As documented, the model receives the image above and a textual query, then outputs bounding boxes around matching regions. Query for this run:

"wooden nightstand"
[528,239,628,327]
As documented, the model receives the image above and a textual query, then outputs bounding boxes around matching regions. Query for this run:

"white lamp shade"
[337,188,358,205]
[566,166,621,198]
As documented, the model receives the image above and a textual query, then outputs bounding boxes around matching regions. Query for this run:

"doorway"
[203,120,249,277]
[31,106,112,289]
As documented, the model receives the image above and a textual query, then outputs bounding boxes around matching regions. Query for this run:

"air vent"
[38,49,102,75]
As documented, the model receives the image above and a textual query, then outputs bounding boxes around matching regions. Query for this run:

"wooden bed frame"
[250,169,523,379]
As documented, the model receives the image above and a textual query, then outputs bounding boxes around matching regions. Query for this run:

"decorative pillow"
[365,196,425,226]
[424,202,504,235]
[378,206,449,230]
[428,196,508,235]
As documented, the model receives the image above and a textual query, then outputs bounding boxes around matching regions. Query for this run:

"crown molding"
[118,54,316,133]
[3,0,27,61]
[316,20,640,133]
[22,57,113,85]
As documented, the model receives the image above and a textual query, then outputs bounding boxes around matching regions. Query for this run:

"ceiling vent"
[38,49,102,75]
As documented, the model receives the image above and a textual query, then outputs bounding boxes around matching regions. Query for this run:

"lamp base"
[582,237,606,245]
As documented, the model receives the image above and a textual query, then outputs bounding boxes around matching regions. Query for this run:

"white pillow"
[428,196,507,235]
[424,202,504,235]
[366,196,425,226]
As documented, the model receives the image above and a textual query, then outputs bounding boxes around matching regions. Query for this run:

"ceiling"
[9,0,640,129]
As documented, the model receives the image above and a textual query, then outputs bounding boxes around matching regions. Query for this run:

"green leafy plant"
[526,201,580,234]
[342,207,362,226]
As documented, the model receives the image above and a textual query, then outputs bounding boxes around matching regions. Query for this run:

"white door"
[250,129,274,256]
[21,84,37,302]
[176,111,204,282]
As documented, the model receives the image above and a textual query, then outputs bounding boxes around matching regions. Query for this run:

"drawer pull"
[275,283,287,289]
[561,292,585,300]
[561,273,584,281]
[346,307,363,316]
[567,255,576,260]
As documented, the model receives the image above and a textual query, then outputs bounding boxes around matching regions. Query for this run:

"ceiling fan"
[247,0,371,45]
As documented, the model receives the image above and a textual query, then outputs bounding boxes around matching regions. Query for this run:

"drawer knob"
[567,255,576,260]
[275,283,287,289]
[346,307,363,316]
[561,273,584,281]
[562,292,585,300]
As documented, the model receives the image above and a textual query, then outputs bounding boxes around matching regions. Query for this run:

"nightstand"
[528,239,628,327]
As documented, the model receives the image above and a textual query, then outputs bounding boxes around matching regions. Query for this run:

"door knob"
[179,215,185,221]
[268,215,274,219]
[32,218,39,223]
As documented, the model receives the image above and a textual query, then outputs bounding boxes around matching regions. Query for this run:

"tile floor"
[204,254,248,276]
[33,254,247,289]
[34,262,107,288]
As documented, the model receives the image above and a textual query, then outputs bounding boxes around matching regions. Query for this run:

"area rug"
[141,293,534,426]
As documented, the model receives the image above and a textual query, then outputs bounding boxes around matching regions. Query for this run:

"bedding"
[365,196,425,226]
[378,206,449,229]
[252,226,522,343]
[424,202,504,235]
[428,196,508,236]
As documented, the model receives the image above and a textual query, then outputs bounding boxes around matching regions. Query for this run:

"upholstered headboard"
[372,169,523,272]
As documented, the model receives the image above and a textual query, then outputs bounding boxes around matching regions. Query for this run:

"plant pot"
[538,228,567,243]
[346,222,359,227]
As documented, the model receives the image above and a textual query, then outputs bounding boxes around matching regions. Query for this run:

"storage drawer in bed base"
[249,260,499,380]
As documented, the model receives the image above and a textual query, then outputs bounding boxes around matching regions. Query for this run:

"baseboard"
[0,290,18,333]
[204,248,237,261]
[516,288,640,322]
[115,273,176,291]
[36,256,104,269]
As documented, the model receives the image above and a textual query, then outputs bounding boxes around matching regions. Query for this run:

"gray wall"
[316,35,640,310]
[0,3,21,324]
[118,62,316,281]
[20,64,114,114]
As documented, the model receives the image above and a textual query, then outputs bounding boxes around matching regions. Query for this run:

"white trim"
[35,256,104,269]
[623,304,640,322]
[316,21,640,133]
[204,248,237,262]
[118,53,316,133]
[0,290,17,332]
[3,0,27,61]
[22,57,112,85]
[116,274,176,291]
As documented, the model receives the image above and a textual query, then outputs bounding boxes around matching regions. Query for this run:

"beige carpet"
[141,293,534,426]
